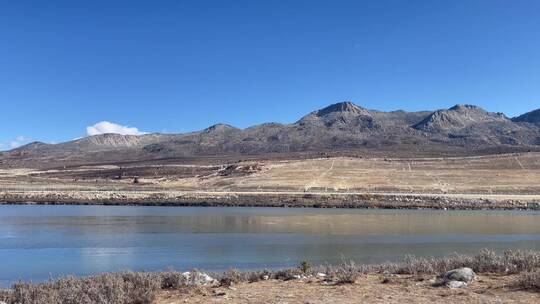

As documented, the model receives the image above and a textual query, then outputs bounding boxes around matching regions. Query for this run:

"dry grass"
[395,249,540,275]
[0,272,161,304]
[201,154,540,194]
[519,270,540,291]
[1,250,539,304]
[3,153,540,195]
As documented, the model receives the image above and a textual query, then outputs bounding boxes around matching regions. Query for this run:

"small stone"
[316,272,327,278]
[262,275,270,280]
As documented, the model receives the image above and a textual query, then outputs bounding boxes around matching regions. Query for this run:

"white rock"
[446,280,468,289]
[181,271,216,286]
[291,274,308,280]
[316,272,327,278]
[262,275,270,280]
[443,267,476,283]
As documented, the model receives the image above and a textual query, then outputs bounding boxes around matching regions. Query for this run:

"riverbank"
[1,250,539,304]
[1,189,540,210]
[2,153,540,210]
[157,273,538,304]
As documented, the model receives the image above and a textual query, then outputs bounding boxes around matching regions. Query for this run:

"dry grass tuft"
[217,269,242,287]
[299,261,312,274]
[333,261,362,284]
[518,270,540,291]
[159,271,186,289]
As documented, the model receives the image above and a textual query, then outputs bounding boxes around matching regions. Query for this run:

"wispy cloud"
[0,136,31,150]
[10,136,29,148]
[86,121,146,136]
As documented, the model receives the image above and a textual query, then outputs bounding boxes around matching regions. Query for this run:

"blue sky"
[1,0,539,149]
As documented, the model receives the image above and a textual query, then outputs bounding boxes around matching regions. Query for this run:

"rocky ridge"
[2,102,540,166]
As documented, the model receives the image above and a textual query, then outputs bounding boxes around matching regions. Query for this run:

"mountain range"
[2,102,540,167]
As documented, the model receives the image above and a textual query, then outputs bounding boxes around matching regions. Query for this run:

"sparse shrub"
[299,261,312,274]
[159,271,185,289]
[333,261,360,284]
[274,269,300,281]
[471,249,504,273]
[399,255,435,275]
[219,269,242,287]
[374,262,400,275]
[334,269,359,284]
[518,270,540,291]
[2,272,160,304]
[394,249,540,276]
[502,249,540,274]
[246,269,272,283]
[120,272,161,304]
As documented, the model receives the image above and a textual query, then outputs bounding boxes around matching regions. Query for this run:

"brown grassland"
[1,152,539,208]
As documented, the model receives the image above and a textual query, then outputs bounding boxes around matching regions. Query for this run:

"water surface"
[1,205,539,286]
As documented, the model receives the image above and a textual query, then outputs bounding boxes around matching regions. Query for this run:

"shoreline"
[1,190,540,210]
[1,250,539,303]
[2,153,539,212]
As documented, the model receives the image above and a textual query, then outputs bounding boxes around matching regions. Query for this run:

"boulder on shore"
[182,271,216,286]
[443,267,476,283]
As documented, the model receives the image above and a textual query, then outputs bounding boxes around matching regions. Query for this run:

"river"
[1,205,539,286]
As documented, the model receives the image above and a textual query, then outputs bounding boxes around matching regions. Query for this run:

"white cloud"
[0,136,30,150]
[10,136,28,148]
[86,121,145,136]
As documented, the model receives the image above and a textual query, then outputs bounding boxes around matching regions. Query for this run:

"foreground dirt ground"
[156,274,540,304]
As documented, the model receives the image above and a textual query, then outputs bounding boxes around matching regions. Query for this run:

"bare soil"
[156,274,540,304]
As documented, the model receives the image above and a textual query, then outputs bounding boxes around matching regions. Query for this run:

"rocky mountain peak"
[203,124,239,133]
[413,104,508,133]
[449,104,482,112]
[295,101,377,130]
[315,101,367,117]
